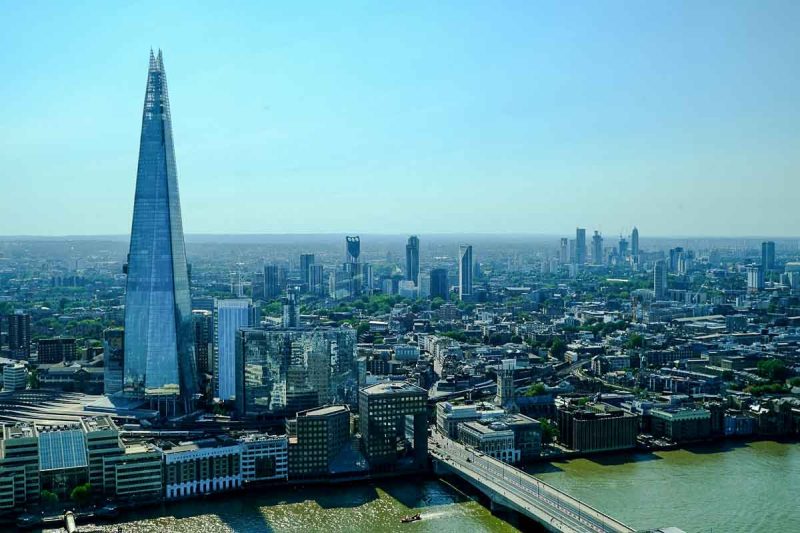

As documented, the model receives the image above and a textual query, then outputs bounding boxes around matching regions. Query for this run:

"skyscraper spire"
[123,50,197,413]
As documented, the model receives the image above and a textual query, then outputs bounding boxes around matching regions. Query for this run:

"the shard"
[123,50,197,410]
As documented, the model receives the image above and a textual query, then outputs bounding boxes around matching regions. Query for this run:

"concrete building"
[458,245,473,301]
[3,363,27,392]
[0,423,39,510]
[37,337,77,364]
[761,241,776,271]
[495,358,517,411]
[650,407,712,442]
[103,443,163,500]
[6,311,31,359]
[300,253,315,289]
[557,402,638,453]
[359,382,427,469]
[654,260,667,300]
[239,433,288,483]
[575,228,587,265]
[459,421,519,464]
[193,310,213,376]
[405,235,420,286]
[288,405,350,478]
[159,438,242,500]
[747,265,764,293]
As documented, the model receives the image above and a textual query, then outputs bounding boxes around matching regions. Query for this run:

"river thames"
[51,440,799,533]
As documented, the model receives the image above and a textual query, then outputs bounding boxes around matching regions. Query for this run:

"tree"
[756,359,789,383]
[524,383,548,396]
[40,490,59,506]
[625,333,644,350]
[540,420,559,444]
[70,483,92,507]
[549,338,567,360]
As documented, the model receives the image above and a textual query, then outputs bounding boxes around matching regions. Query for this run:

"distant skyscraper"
[282,289,300,328]
[345,236,361,263]
[7,311,31,359]
[123,51,197,408]
[654,260,667,300]
[559,238,570,264]
[193,310,213,375]
[430,268,449,300]
[458,245,473,301]
[761,241,775,271]
[618,237,628,260]
[747,265,765,293]
[575,228,587,265]
[405,236,420,286]
[214,299,256,400]
[592,231,603,265]
[668,247,684,273]
[631,227,639,259]
[264,265,280,299]
[309,264,325,295]
[300,254,315,288]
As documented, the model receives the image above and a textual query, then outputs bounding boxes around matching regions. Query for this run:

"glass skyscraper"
[123,50,197,407]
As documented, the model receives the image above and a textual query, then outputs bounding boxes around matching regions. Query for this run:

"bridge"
[431,431,672,533]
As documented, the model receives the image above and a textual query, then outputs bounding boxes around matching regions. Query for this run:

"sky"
[0,1,798,237]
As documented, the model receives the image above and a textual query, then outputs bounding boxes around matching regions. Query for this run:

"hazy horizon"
[2,2,798,236]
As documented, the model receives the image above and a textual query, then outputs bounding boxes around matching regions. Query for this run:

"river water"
[48,440,799,533]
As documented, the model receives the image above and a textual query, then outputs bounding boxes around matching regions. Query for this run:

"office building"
[37,337,77,364]
[300,253,315,289]
[123,51,197,410]
[668,247,684,273]
[458,421,519,464]
[239,433,288,483]
[102,443,163,500]
[654,260,667,300]
[3,364,27,392]
[592,230,603,265]
[418,272,431,298]
[575,228,587,265]
[405,235,420,286]
[761,241,775,271]
[81,416,124,494]
[235,327,357,417]
[251,271,265,300]
[158,438,242,499]
[288,405,350,478]
[0,423,40,510]
[309,264,325,295]
[6,311,30,359]
[430,268,449,300]
[103,328,125,395]
[650,407,711,443]
[359,382,427,469]
[631,226,639,259]
[193,310,213,376]
[556,402,638,453]
[458,245,473,301]
[264,265,280,300]
[618,237,628,260]
[214,299,256,400]
[346,236,361,263]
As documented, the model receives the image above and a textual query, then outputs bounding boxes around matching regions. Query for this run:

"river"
[45,440,799,533]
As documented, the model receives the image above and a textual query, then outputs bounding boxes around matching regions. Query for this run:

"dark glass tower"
[405,235,419,285]
[123,50,197,408]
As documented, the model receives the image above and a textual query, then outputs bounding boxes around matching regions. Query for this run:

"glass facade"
[124,50,197,402]
[235,327,357,417]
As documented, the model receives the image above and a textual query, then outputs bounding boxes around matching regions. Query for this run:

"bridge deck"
[431,432,635,533]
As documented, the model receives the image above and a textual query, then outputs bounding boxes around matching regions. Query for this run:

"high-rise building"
[458,245,473,301]
[123,51,197,409]
[287,405,350,479]
[559,238,570,264]
[192,310,213,376]
[430,268,449,300]
[7,311,31,359]
[761,241,776,272]
[631,227,639,259]
[103,328,125,395]
[575,228,587,265]
[747,265,765,293]
[346,236,361,263]
[300,254,315,289]
[618,237,628,259]
[359,382,427,469]
[556,402,638,453]
[36,338,77,364]
[214,299,256,400]
[654,260,668,300]
[309,264,325,295]
[592,231,603,265]
[3,364,27,392]
[251,271,265,300]
[667,247,684,273]
[264,265,280,300]
[282,288,300,328]
[405,235,420,286]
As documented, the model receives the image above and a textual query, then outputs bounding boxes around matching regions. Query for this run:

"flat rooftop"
[361,381,425,396]
[299,405,349,417]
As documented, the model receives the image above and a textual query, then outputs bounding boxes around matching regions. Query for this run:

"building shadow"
[524,461,565,474]
[378,476,470,509]
[587,451,663,466]
[682,440,748,455]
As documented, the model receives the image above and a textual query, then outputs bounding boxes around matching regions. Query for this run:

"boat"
[401,513,422,524]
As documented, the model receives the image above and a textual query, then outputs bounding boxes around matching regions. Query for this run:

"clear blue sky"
[1,1,798,237]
